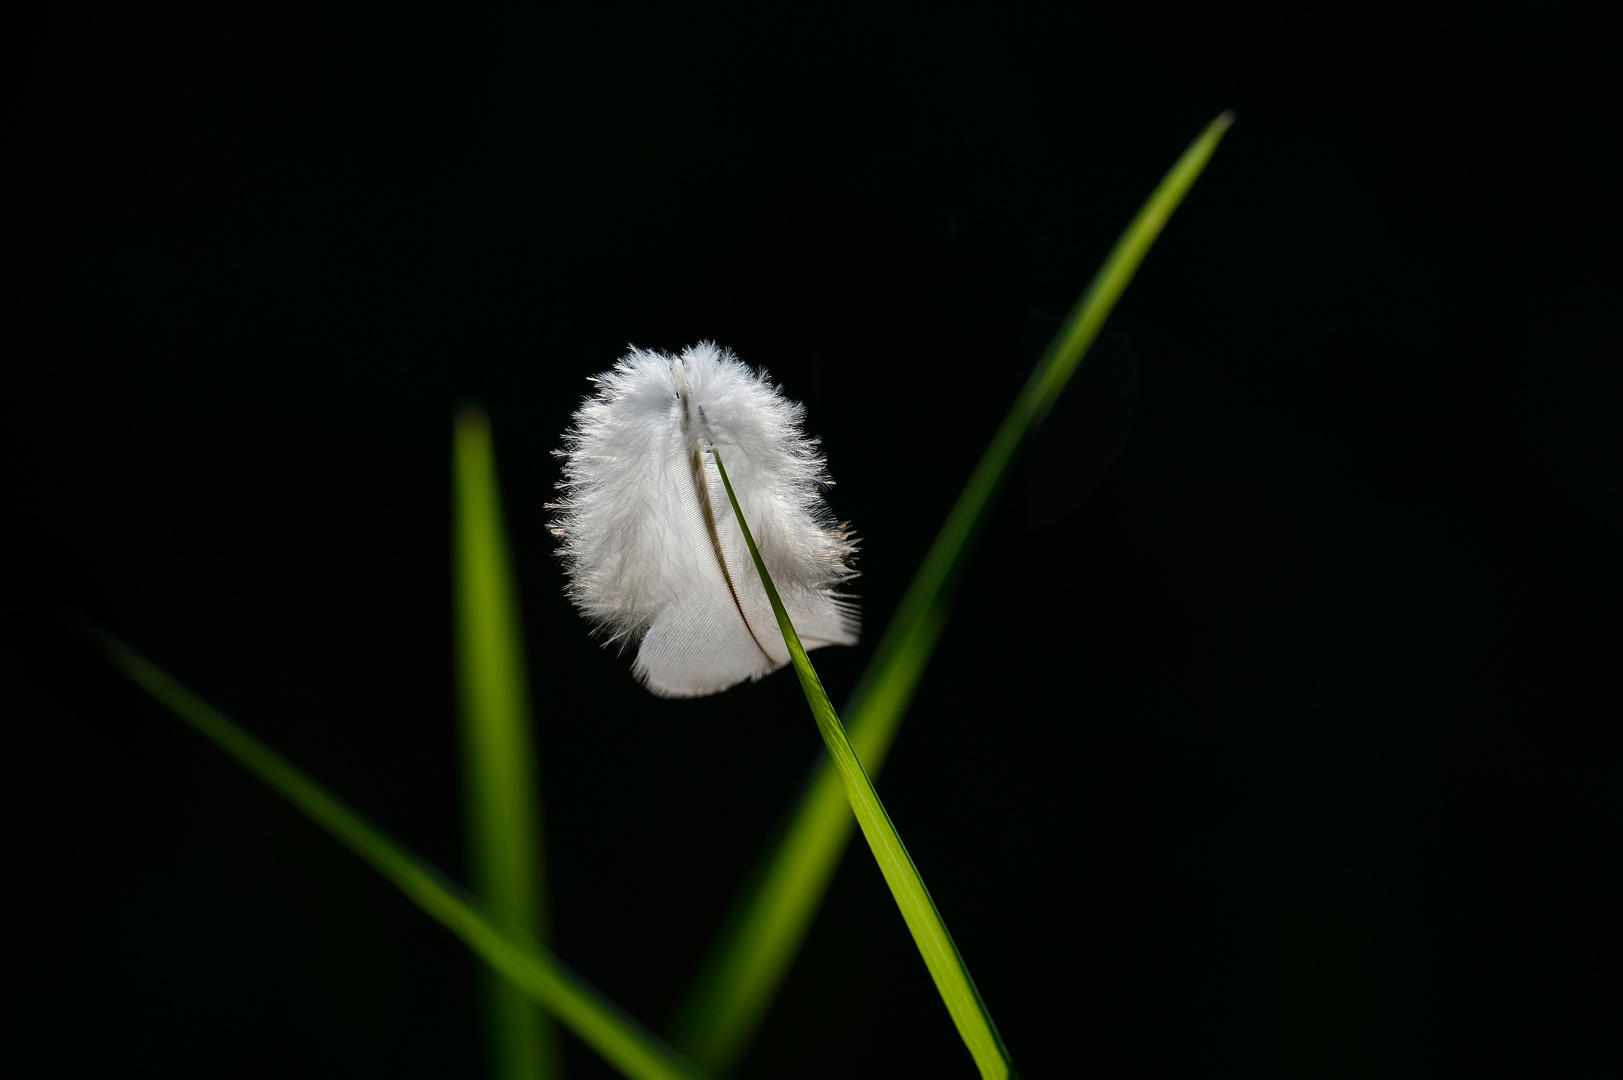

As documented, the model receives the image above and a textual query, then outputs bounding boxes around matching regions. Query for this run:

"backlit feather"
[549,343,859,697]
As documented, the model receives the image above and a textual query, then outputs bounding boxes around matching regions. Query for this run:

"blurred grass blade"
[455,407,559,1080]
[672,110,1235,1074]
[91,629,706,1080]
[709,449,1014,1080]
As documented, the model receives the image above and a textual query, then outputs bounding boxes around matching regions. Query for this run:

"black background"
[5,6,1615,1078]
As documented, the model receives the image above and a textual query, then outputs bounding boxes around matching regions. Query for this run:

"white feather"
[548,342,859,697]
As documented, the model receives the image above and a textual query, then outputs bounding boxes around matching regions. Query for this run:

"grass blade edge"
[672,109,1236,1074]
[709,448,1014,1080]
[85,624,706,1080]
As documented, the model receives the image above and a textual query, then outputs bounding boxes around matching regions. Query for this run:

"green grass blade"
[709,449,1014,1080]
[672,110,1235,1074]
[89,628,706,1080]
[454,407,560,1080]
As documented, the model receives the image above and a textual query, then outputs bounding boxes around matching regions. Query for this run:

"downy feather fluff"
[548,342,859,697]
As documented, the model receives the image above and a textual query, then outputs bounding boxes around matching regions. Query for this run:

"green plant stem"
[454,406,558,1080]
[90,627,706,1080]
[672,109,1234,1075]
[709,448,1014,1080]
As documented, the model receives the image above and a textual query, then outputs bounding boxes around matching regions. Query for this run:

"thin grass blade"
[709,449,1014,1080]
[671,110,1235,1074]
[454,406,560,1080]
[89,628,706,1080]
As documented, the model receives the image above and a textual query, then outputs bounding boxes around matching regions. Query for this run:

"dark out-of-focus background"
[4,7,1614,1078]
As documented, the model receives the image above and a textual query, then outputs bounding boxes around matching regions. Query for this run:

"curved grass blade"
[454,407,559,1080]
[89,628,706,1080]
[709,448,1014,1080]
[672,110,1235,1074]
